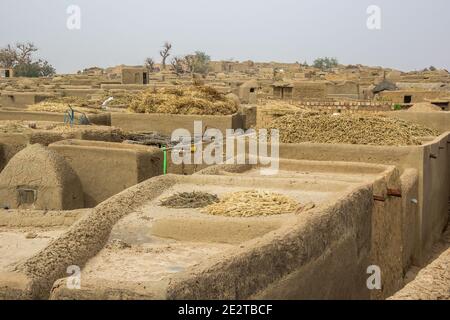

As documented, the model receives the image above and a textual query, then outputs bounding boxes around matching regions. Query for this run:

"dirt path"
[390,221,450,300]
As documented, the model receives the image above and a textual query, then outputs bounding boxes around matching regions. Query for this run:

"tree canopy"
[313,57,339,71]
[0,42,56,77]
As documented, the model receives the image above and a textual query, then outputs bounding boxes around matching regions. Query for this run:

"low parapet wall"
[0,163,421,299]
[0,92,54,109]
[277,133,450,265]
[111,112,243,135]
[0,110,111,126]
[0,110,64,122]
[49,140,163,207]
[196,159,413,299]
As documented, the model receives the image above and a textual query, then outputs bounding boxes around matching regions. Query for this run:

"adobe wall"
[168,184,375,299]
[292,83,327,99]
[121,68,147,85]
[0,124,122,172]
[0,110,111,126]
[100,84,148,91]
[276,134,450,265]
[0,110,63,122]
[400,169,420,273]
[0,165,420,299]
[111,113,243,135]
[58,88,103,98]
[379,90,449,104]
[0,93,52,109]
[196,160,410,299]
[48,140,163,207]
[2,175,373,300]
[2,175,178,299]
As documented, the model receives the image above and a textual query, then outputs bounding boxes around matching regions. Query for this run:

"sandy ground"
[81,241,231,283]
[0,227,66,271]
[390,221,450,300]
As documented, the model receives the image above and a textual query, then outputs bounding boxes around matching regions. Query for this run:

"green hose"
[162,146,167,175]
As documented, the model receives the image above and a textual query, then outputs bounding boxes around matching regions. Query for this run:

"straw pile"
[0,121,31,133]
[407,102,442,112]
[202,190,300,217]
[159,191,219,209]
[128,85,238,115]
[28,101,100,114]
[100,92,133,107]
[267,113,437,146]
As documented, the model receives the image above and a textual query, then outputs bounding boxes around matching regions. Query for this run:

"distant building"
[105,65,149,85]
[272,80,359,100]
[0,68,14,78]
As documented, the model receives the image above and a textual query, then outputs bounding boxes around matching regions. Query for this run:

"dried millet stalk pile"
[267,113,437,146]
[159,191,219,209]
[128,85,238,115]
[202,190,300,217]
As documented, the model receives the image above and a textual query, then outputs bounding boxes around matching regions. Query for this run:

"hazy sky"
[1,0,449,73]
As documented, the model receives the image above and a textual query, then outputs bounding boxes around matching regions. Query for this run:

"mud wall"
[49,140,163,207]
[0,110,111,126]
[167,184,374,299]
[400,169,420,273]
[379,90,449,104]
[0,167,419,299]
[0,93,51,109]
[196,161,410,299]
[276,134,450,265]
[0,175,178,299]
[0,110,63,122]
[110,113,243,135]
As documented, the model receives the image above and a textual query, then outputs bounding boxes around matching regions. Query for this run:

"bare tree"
[159,42,172,70]
[184,54,196,75]
[0,44,18,68]
[15,42,38,64]
[144,57,155,72]
[170,56,185,76]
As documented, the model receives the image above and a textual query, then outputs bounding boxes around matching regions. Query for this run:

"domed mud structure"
[0,144,84,210]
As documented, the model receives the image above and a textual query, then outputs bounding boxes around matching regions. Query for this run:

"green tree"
[0,42,56,77]
[313,57,339,71]
[184,51,211,75]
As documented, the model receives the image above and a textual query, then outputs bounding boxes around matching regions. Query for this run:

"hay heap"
[28,101,100,114]
[267,113,437,146]
[100,92,133,107]
[407,102,442,112]
[159,191,219,209]
[128,85,239,115]
[202,190,300,217]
